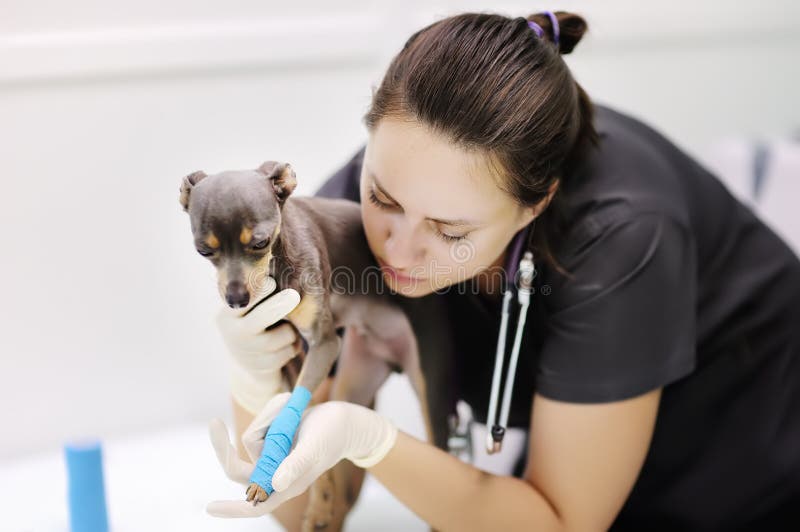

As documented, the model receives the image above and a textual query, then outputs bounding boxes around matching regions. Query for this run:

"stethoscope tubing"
[486,250,535,454]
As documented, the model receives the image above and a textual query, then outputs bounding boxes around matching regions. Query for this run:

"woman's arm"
[369,388,662,532]
[212,382,661,529]
[370,431,563,531]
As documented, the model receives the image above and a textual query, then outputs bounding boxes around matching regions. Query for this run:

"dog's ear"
[179,170,207,212]
[258,161,297,204]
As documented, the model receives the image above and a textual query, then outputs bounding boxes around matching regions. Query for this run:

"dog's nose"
[226,281,250,308]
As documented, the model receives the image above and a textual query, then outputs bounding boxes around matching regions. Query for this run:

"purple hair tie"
[527,11,560,46]
[526,20,544,38]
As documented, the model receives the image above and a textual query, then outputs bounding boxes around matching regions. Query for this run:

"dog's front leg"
[244,295,343,510]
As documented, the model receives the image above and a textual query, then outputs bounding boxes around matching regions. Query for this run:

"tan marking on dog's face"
[286,295,319,333]
[241,219,282,298]
[205,233,220,249]
[242,252,273,303]
[224,218,284,309]
[239,227,253,245]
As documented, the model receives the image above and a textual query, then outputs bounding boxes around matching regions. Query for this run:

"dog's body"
[180,162,432,531]
[280,195,426,399]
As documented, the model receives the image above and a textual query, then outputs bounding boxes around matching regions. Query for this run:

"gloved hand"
[215,276,302,414]
[206,393,399,518]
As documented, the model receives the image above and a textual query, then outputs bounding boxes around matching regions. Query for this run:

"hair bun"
[526,11,588,54]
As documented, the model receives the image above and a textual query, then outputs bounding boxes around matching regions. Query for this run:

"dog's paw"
[245,482,269,505]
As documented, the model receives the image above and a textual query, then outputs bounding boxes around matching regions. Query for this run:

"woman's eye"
[436,229,468,243]
[367,189,396,211]
[367,186,467,242]
[252,238,270,250]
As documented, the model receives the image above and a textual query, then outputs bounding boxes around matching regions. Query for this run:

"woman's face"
[359,117,542,298]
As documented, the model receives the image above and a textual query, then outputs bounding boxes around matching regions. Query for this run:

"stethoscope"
[445,226,537,460]
[485,227,536,455]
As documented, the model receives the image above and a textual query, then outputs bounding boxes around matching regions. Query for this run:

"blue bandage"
[249,386,312,494]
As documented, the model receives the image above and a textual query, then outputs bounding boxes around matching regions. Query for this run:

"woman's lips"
[376,257,427,283]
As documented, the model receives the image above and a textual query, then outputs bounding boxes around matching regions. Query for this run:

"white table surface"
[0,421,428,532]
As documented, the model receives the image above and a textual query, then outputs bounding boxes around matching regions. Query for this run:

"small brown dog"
[180,161,432,530]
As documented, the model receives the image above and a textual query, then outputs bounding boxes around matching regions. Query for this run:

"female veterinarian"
[207,11,800,530]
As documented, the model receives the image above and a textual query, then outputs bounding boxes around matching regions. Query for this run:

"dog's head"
[179,161,297,309]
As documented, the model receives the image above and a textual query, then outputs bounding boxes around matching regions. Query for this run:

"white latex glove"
[206,393,398,518]
[214,276,302,414]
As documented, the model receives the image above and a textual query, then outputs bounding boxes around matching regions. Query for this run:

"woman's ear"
[532,179,560,218]
[515,206,537,232]
[516,179,560,230]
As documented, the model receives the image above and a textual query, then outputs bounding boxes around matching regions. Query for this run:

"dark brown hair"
[364,11,598,276]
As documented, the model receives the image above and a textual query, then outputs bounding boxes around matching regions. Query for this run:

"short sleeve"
[535,212,698,403]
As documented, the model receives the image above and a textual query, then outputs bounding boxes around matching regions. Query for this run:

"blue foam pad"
[64,440,109,532]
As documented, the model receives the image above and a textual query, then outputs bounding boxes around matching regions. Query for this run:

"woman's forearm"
[368,431,564,532]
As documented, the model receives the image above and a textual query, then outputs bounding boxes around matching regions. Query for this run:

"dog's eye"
[252,238,270,250]
[197,248,215,257]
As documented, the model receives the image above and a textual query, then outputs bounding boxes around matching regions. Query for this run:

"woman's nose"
[384,220,424,269]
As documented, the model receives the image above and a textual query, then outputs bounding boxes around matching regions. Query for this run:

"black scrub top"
[315,104,800,530]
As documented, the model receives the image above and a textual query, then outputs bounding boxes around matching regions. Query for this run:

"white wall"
[1,0,798,459]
